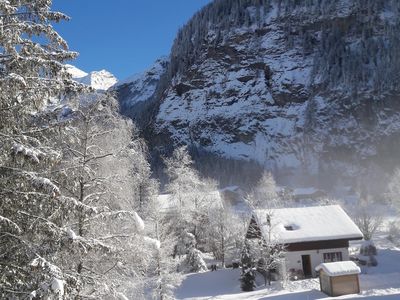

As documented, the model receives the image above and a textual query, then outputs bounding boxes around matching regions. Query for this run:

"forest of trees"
[167,0,400,93]
[1,1,400,299]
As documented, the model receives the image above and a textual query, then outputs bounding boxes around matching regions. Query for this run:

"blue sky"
[53,1,212,80]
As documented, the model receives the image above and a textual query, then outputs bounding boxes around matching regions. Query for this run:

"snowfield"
[175,233,400,299]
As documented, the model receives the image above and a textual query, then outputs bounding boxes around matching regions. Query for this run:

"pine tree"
[0,1,84,298]
[240,241,256,292]
[185,248,208,273]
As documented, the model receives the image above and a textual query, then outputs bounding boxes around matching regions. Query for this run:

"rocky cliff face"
[116,0,400,188]
[112,57,168,124]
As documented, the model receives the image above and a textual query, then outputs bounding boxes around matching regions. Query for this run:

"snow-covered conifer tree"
[240,241,256,292]
[0,1,84,298]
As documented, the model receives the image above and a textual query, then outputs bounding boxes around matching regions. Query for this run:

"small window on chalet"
[284,225,294,231]
[323,252,343,262]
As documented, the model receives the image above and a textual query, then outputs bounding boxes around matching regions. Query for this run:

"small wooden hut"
[315,261,361,297]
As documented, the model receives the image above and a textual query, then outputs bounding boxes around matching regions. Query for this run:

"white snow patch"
[144,236,161,250]
[67,229,77,240]
[51,278,64,295]
[132,211,145,232]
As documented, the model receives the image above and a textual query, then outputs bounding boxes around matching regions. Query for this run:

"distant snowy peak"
[79,70,117,91]
[65,64,117,91]
[65,64,88,79]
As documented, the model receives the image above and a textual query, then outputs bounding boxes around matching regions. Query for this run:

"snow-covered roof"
[253,205,363,244]
[315,261,361,276]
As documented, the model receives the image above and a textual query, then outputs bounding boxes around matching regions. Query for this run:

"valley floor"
[175,233,400,299]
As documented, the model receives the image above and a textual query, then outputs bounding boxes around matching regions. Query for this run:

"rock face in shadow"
[112,57,169,126]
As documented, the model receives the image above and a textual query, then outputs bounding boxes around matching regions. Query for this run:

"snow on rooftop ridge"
[253,205,363,244]
[315,261,361,276]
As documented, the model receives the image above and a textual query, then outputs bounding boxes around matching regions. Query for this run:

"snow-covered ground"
[175,231,400,299]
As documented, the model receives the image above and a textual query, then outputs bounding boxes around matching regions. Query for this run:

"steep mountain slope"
[112,57,169,123]
[66,64,117,90]
[116,0,400,188]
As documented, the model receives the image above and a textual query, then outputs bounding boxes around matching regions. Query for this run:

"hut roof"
[315,261,361,276]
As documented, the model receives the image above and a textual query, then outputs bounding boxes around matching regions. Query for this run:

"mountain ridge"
[66,64,118,91]
[114,0,400,191]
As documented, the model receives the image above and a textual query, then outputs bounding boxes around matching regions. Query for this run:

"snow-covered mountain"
[112,57,169,122]
[115,0,400,189]
[66,64,117,91]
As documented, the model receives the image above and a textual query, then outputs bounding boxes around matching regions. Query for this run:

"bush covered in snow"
[185,248,208,273]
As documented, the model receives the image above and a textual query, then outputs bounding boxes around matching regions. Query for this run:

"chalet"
[246,205,363,278]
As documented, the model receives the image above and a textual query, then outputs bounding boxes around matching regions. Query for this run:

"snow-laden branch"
[18,211,64,236]
[24,172,60,197]
[92,211,144,232]
[66,211,145,233]
[12,143,45,164]
[0,216,22,234]
[58,196,100,214]
[84,153,114,164]
[4,73,26,86]
[82,192,106,204]
[30,256,62,278]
